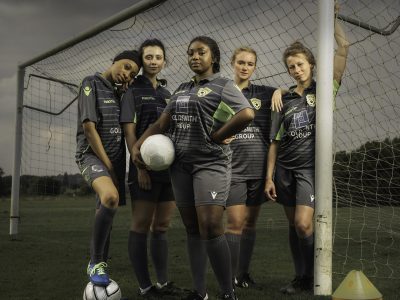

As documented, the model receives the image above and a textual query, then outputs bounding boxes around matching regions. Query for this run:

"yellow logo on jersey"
[250,98,261,110]
[197,87,212,97]
[83,86,92,97]
[306,94,316,107]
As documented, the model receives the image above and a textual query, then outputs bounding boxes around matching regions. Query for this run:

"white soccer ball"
[83,279,121,300]
[140,134,175,171]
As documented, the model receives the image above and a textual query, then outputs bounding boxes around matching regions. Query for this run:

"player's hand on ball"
[132,145,147,169]
[265,179,277,201]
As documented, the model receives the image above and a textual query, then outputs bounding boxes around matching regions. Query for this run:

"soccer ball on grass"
[83,279,121,300]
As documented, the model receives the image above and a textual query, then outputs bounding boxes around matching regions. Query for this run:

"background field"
[1,196,399,300]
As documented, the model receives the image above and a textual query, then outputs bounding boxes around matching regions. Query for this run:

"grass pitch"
[0,196,399,299]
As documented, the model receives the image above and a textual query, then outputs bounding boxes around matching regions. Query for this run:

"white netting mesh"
[19,0,400,281]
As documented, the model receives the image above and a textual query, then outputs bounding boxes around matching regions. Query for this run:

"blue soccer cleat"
[87,262,110,286]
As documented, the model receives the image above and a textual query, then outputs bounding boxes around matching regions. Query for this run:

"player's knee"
[295,220,313,237]
[226,218,244,234]
[101,191,119,208]
[151,219,171,232]
[199,220,224,239]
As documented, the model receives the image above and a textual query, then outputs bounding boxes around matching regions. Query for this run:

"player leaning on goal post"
[132,36,255,300]
[75,51,141,286]
[264,3,349,295]
[121,38,179,298]
[225,47,282,288]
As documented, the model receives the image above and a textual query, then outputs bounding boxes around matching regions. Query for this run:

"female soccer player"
[265,6,349,294]
[225,47,279,288]
[75,50,141,286]
[120,39,177,298]
[132,36,254,300]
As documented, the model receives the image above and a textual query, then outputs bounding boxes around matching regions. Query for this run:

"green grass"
[0,196,399,299]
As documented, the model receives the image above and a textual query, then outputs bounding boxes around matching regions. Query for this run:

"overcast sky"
[0,0,140,175]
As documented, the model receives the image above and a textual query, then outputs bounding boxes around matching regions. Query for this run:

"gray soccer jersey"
[120,75,171,183]
[270,80,339,169]
[230,84,276,180]
[75,73,125,163]
[163,73,253,164]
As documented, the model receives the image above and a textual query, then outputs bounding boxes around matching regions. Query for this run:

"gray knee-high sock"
[206,235,234,297]
[150,231,168,284]
[289,225,304,276]
[103,228,111,262]
[299,233,314,277]
[90,205,116,263]
[237,228,256,276]
[225,233,241,277]
[187,233,208,297]
[128,231,152,289]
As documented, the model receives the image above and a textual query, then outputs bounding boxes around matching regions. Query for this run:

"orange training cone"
[332,270,383,300]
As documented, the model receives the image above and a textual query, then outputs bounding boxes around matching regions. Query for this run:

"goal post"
[315,0,334,295]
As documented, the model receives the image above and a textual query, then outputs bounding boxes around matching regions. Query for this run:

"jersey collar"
[191,72,220,85]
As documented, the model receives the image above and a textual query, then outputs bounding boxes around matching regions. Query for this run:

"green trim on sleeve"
[213,101,236,123]
[333,79,340,98]
[275,123,285,141]
[133,112,137,124]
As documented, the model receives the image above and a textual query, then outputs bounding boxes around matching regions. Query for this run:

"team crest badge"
[250,98,261,110]
[197,87,212,97]
[83,86,92,96]
[306,94,316,107]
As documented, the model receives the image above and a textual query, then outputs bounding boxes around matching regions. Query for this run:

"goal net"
[15,0,400,289]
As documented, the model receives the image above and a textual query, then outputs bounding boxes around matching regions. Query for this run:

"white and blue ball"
[83,279,121,300]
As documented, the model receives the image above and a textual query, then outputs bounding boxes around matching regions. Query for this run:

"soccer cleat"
[181,290,209,300]
[301,275,314,292]
[280,276,303,294]
[156,281,187,296]
[138,285,162,299]
[217,292,238,300]
[234,272,256,288]
[87,261,110,286]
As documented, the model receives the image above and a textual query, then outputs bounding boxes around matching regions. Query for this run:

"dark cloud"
[0,0,139,174]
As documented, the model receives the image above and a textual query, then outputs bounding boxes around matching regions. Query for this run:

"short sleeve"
[269,110,284,141]
[213,80,252,123]
[78,78,97,124]
[120,87,136,123]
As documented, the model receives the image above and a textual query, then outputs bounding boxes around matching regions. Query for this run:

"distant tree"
[62,172,69,187]
[0,167,4,196]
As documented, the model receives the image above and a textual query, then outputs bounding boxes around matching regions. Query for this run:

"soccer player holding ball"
[120,38,178,298]
[225,47,281,288]
[265,4,349,294]
[75,51,141,286]
[132,36,254,300]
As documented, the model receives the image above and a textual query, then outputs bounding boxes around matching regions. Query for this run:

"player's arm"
[132,112,171,169]
[211,108,254,144]
[123,122,152,190]
[333,4,350,83]
[264,141,278,201]
[83,121,117,183]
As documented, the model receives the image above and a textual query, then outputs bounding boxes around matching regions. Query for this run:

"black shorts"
[76,153,126,206]
[226,178,267,207]
[128,181,174,203]
[274,165,314,208]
